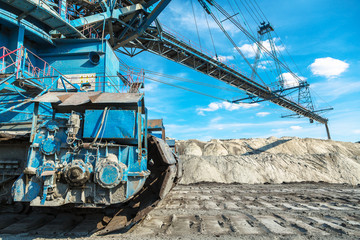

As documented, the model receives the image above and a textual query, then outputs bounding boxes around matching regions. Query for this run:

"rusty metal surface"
[57,92,99,106]
[88,93,144,104]
[147,119,164,131]
[149,136,177,165]
[32,92,68,103]
[159,165,177,200]
[34,92,146,113]
[97,135,179,235]
[33,92,144,106]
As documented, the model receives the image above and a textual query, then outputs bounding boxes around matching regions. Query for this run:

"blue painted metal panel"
[40,40,106,77]
[0,8,54,46]
[12,174,41,201]
[17,24,24,49]
[39,39,122,92]
[0,102,53,123]
[152,133,162,139]
[105,42,121,93]
[69,5,141,28]
[83,109,137,139]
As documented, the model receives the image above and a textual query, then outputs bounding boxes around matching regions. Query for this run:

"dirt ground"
[118,183,360,240]
[1,137,360,239]
[1,183,359,240]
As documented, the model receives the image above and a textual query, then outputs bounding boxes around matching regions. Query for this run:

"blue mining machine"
[0,0,181,234]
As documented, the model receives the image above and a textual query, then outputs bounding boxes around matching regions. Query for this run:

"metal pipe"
[99,14,106,52]
[92,107,109,145]
[137,105,142,161]
[30,102,39,142]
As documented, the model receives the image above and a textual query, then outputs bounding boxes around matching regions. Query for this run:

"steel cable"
[191,0,202,51]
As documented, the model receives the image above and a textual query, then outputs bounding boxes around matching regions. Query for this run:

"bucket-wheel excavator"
[0,0,330,234]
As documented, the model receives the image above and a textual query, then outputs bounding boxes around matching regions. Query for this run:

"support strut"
[325,123,331,140]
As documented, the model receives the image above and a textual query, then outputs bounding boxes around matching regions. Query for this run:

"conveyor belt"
[125,27,328,124]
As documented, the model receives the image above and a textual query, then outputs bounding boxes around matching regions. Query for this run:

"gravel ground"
[1,183,359,240]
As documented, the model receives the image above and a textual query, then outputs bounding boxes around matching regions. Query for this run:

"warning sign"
[58,73,96,91]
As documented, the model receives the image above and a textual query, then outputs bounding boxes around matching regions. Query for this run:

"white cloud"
[210,116,223,123]
[290,126,302,130]
[260,60,272,65]
[258,65,267,70]
[310,57,349,78]
[144,82,160,92]
[257,60,272,70]
[197,101,260,115]
[236,43,257,58]
[354,129,360,134]
[236,39,285,59]
[215,55,234,62]
[279,72,306,88]
[256,112,270,117]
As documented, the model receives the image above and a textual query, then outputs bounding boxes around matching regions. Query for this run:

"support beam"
[325,123,331,140]
[59,0,67,21]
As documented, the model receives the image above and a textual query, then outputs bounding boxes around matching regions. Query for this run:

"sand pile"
[176,137,360,185]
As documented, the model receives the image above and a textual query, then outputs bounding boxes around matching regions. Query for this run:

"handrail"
[66,5,99,39]
[1,45,140,93]
[0,46,79,91]
[0,47,22,75]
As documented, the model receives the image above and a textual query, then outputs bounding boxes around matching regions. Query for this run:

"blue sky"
[120,0,360,142]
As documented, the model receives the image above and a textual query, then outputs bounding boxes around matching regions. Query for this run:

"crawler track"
[0,183,359,239]
[126,183,360,239]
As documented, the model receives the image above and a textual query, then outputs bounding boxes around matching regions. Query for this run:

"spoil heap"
[176,137,360,185]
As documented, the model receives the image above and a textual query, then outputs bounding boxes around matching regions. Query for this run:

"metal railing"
[0,45,81,115]
[66,4,99,39]
[1,45,143,95]
[0,46,69,88]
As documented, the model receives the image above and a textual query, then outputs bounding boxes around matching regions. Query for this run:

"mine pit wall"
[175,137,360,185]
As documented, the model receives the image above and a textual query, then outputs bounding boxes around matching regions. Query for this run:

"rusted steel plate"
[159,165,177,200]
[34,92,144,107]
[89,93,143,104]
[32,92,68,103]
[147,119,164,131]
[58,92,99,106]
[151,137,176,165]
